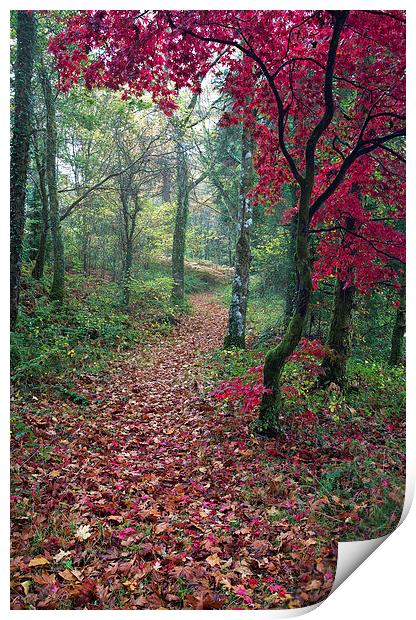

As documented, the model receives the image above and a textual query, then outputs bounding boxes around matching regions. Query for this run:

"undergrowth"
[11,261,215,392]
[209,316,405,542]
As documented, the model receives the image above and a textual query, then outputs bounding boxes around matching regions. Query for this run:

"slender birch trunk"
[224,125,254,349]
[171,128,189,303]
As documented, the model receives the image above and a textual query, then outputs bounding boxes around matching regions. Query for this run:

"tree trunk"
[162,163,171,202]
[283,203,298,328]
[257,182,313,435]
[320,278,355,387]
[32,146,49,280]
[10,10,36,329]
[389,282,406,365]
[320,215,356,386]
[41,69,65,302]
[122,236,134,306]
[27,186,42,262]
[224,126,254,349]
[171,130,189,303]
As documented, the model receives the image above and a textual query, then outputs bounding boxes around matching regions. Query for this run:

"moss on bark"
[320,279,355,387]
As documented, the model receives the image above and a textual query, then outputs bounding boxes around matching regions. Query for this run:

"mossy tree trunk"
[171,131,189,303]
[283,200,298,329]
[171,94,198,303]
[10,10,36,329]
[320,214,357,387]
[224,126,255,349]
[32,138,49,280]
[162,158,171,203]
[41,68,65,302]
[389,281,405,365]
[121,235,134,306]
[320,278,355,387]
[26,186,42,262]
[257,182,313,435]
[256,12,348,435]
[118,179,139,307]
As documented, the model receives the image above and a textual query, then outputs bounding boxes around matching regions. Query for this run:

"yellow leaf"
[218,576,232,590]
[267,507,280,516]
[206,553,221,567]
[29,556,49,567]
[21,581,31,595]
[199,509,210,518]
[305,538,317,546]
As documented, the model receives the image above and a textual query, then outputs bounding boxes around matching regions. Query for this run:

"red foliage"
[213,338,328,415]
[10,294,405,610]
[49,10,405,297]
[213,365,271,414]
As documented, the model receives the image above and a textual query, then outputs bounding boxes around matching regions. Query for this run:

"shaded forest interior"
[10,10,405,611]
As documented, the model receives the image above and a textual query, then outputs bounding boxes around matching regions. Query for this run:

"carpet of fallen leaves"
[10,293,403,610]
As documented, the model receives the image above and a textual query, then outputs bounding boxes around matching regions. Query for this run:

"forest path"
[11,292,335,610]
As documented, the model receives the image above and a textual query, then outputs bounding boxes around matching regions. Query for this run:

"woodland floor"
[10,293,403,610]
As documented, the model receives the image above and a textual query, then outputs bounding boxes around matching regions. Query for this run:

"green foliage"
[12,260,219,389]
[217,282,284,345]
[251,233,288,297]
[210,347,261,383]
[11,274,138,386]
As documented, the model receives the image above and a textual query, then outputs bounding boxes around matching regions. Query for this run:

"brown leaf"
[28,556,49,567]
[32,572,56,586]
[107,515,124,523]
[206,553,221,567]
[305,579,322,591]
[59,569,76,581]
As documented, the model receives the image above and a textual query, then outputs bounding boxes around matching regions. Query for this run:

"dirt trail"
[11,293,335,610]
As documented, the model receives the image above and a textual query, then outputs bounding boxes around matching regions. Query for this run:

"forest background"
[4,2,416,616]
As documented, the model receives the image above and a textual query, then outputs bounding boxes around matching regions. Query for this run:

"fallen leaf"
[76,524,91,541]
[155,522,169,534]
[206,553,221,567]
[107,515,123,523]
[305,579,322,591]
[29,556,49,567]
[53,549,70,562]
[59,569,76,581]
[21,581,31,595]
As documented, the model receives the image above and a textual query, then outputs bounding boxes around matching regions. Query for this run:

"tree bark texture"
[32,143,49,280]
[320,278,355,387]
[171,128,189,303]
[10,10,36,329]
[224,125,254,349]
[389,282,406,366]
[257,182,313,435]
[284,198,298,328]
[41,69,65,302]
